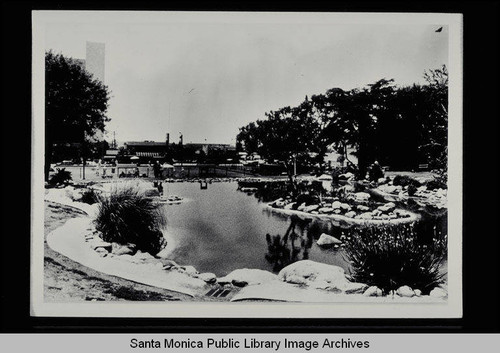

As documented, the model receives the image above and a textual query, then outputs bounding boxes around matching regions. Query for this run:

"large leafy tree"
[45,51,111,180]
[237,105,322,193]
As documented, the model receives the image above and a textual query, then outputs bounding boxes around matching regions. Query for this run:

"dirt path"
[44,201,221,302]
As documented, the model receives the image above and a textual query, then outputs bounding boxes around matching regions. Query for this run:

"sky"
[42,12,448,145]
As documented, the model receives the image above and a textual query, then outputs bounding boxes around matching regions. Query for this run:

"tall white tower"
[86,41,105,82]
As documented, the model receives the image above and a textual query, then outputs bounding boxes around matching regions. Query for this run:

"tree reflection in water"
[265,215,314,272]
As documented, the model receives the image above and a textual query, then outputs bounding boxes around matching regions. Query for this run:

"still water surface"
[161,182,350,277]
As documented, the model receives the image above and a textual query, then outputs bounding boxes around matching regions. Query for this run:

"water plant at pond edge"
[78,188,100,204]
[342,223,447,295]
[94,186,167,255]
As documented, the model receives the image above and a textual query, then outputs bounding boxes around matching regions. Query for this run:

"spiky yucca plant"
[342,223,447,294]
[94,187,167,255]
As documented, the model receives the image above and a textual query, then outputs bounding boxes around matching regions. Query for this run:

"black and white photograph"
[31,11,463,318]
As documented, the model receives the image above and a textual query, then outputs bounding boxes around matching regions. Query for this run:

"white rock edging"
[46,217,209,297]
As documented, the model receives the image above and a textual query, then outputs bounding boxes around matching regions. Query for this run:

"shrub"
[49,168,72,186]
[393,175,421,188]
[94,186,167,255]
[342,223,447,294]
[407,184,418,196]
[79,188,99,204]
[426,172,447,190]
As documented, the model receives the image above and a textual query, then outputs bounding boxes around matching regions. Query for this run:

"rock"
[359,212,373,220]
[232,279,248,287]
[273,200,285,208]
[303,204,320,213]
[133,250,155,261]
[218,268,278,286]
[333,209,342,214]
[414,289,422,297]
[160,259,178,270]
[344,211,356,218]
[342,282,369,294]
[284,202,296,210]
[377,177,386,184]
[111,242,136,256]
[357,205,370,212]
[371,209,382,216]
[318,207,333,214]
[279,260,347,288]
[144,188,160,197]
[385,202,396,209]
[331,201,342,209]
[339,172,355,180]
[354,192,371,201]
[430,287,447,298]
[297,203,307,211]
[340,203,351,211]
[198,272,217,283]
[317,233,342,246]
[181,265,199,276]
[90,240,112,252]
[94,247,109,254]
[396,285,415,297]
[363,286,383,297]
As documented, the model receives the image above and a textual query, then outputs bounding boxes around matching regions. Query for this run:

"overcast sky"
[43,12,448,145]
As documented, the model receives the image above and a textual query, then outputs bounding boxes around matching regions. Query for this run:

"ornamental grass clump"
[94,186,167,255]
[343,223,447,295]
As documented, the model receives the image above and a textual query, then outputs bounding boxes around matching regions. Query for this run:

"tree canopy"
[45,51,111,179]
[237,66,448,178]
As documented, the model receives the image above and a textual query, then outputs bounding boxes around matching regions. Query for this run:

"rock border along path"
[265,203,421,226]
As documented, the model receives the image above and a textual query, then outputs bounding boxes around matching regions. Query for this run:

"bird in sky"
[188,88,195,94]
[435,27,443,33]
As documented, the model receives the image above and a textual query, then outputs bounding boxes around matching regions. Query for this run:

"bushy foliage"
[393,175,421,188]
[407,184,418,196]
[426,173,447,190]
[49,168,72,186]
[94,187,167,255]
[78,188,99,204]
[343,223,447,294]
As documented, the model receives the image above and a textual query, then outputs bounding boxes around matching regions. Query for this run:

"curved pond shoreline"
[43,185,447,303]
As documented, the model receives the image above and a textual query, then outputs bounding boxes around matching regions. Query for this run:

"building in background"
[85,41,105,82]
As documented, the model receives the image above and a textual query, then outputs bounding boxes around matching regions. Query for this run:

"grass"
[94,186,167,255]
[342,222,447,294]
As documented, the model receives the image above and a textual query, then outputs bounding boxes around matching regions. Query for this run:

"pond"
[161,181,351,277]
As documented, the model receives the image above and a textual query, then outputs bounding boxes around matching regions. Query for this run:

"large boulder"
[430,287,447,299]
[317,233,342,247]
[279,260,349,290]
[181,265,199,276]
[198,272,217,283]
[217,268,278,286]
[363,286,383,297]
[396,285,415,297]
